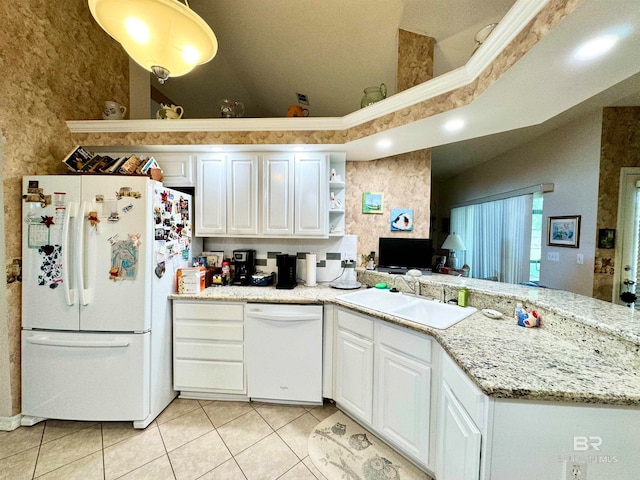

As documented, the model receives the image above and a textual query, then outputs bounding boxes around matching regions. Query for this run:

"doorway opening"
[615,168,640,306]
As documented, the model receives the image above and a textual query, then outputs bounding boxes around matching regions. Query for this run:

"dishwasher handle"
[246,311,321,322]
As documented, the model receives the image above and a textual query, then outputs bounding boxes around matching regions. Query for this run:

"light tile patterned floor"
[0,398,338,480]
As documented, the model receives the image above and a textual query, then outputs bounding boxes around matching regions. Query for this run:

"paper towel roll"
[305,253,317,286]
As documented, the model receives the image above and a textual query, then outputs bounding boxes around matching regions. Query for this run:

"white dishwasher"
[246,304,323,404]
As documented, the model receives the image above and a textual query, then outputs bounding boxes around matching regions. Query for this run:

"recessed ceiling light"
[574,34,619,61]
[377,139,392,149]
[444,119,465,132]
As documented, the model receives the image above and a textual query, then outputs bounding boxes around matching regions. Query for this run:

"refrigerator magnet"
[154,261,166,278]
[122,204,134,214]
[104,199,119,222]
[40,215,54,228]
[128,233,141,247]
[38,244,62,288]
[87,211,100,228]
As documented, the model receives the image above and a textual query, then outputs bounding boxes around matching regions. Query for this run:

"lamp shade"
[442,233,465,251]
[88,0,218,82]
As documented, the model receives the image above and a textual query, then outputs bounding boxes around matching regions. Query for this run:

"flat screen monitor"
[377,237,433,273]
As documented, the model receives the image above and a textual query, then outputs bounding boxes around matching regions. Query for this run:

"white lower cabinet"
[335,308,432,469]
[375,324,431,464]
[436,382,481,480]
[335,327,374,423]
[173,301,245,396]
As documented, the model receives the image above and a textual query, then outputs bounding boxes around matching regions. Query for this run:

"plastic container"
[458,287,469,307]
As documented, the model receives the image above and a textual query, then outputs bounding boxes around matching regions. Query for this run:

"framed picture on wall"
[362,192,384,214]
[548,215,581,248]
[390,209,413,231]
[598,228,616,249]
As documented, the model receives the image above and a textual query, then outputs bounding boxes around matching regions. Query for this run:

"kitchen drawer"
[378,322,431,364]
[175,320,243,341]
[174,302,244,321]
[174,359,244,392]
[442,354,486,429]
[175,340,243,361]
[337,308,374,339]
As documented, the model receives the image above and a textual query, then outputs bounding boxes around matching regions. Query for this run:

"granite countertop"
[170,279,640,407]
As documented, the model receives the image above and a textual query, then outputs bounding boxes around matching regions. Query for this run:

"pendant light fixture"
[88,0,218,83]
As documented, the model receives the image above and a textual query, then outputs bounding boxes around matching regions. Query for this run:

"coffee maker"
[231,249,256,285]
[276,254,297,289]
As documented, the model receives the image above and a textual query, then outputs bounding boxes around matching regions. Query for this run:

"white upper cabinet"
[196,154,226,235]
[262,153,295,236]
[152,153,195,187]
[227,154,259,235]
[195,151,333,238]
[195,154,259,236]
[294,153,328,236]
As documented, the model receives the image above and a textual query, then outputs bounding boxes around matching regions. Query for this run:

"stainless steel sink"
[337,288,477,329]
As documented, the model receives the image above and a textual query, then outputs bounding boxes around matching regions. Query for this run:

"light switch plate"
[547,251,560,261]
[577,253,584,264]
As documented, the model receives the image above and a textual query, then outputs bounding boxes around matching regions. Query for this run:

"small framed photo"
[548,215,581,248]
[362,192,384,214]
[598,228,616,249]
[390,209,413,231]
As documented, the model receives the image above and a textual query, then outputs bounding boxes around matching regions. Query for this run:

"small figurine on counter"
[516,305,541,328]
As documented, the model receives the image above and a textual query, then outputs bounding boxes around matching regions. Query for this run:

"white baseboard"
[20,415,46,427]
[0,414,23,431]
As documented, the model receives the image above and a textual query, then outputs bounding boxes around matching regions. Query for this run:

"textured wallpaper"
[345,150,431,264]
[397,29,434,93]
[593,107,640,301]
[0,0,129,415]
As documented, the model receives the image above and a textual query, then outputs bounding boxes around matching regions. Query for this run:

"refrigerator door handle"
[25,336,130,348]
[76,200,89,306]
[62,201,77,306]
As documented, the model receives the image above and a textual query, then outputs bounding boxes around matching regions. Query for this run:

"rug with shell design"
[308,410,433,480]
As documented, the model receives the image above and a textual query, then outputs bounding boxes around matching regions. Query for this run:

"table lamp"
[442,233,465,269]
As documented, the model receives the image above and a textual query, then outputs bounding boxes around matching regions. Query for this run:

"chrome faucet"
[392,275,420,295]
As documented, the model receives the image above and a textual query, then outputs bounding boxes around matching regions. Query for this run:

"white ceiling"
[155,0,516,118]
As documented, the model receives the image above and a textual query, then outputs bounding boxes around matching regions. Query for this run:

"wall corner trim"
[0,414,22,431]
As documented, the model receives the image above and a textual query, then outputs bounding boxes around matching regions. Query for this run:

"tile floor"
[0,398,339,480]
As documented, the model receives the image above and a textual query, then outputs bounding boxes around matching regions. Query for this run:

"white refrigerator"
[21,175,193,428]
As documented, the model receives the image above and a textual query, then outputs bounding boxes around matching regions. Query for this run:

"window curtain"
[451,194,533,284]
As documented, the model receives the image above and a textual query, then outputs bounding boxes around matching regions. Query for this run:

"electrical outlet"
[547,251,560,262]
[564,461,587,480]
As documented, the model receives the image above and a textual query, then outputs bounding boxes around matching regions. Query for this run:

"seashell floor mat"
[308,410,433,480]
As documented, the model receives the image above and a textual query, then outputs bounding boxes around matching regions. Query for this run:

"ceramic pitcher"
[360,84,387,108]
[102,101,127,120]
[156,103,184,120]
